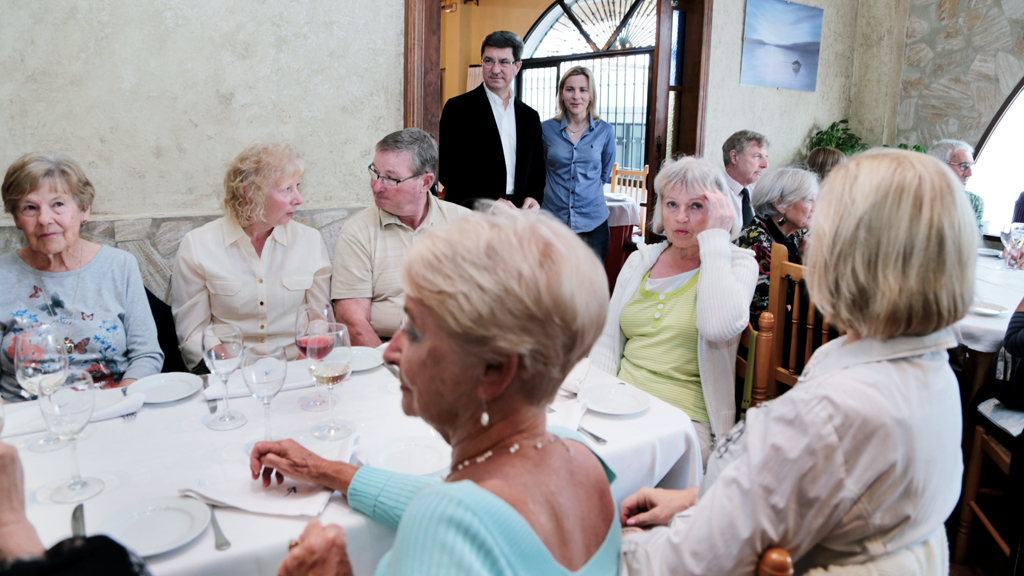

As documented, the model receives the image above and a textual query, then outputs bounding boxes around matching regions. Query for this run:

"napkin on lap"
[203,360,315,400]
[0,389,145,438]
[181,433,358,517]
[547,399,588,431]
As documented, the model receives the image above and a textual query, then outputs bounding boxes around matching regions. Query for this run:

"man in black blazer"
[439,31,545,210]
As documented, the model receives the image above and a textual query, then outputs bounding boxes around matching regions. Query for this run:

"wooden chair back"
[735,315,776,413]
[758,547,794,575]
[766,243,839,399]
[610,163,650,235]
[955,424,1015,562]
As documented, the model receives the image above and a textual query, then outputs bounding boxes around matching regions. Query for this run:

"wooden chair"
[954,424,1015,563]
[758,547,794,575]
[736,314,776,414]
[609,163,650,236]
[766,243,840,399]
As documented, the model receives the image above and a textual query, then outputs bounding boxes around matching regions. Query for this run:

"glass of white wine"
[309,323,354,441]
[15,324,69,452]
[40,372,104,503]
[202,325,247,431]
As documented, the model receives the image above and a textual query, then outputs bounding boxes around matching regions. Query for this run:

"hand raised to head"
[703,189,736,233]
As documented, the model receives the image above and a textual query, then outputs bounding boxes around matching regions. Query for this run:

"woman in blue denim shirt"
[541,67,616,262]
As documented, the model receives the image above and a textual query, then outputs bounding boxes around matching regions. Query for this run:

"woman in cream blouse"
[171,141,331,369]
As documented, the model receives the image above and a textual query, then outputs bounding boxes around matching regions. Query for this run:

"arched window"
[971,77,1024,234]
[517,0,657,170]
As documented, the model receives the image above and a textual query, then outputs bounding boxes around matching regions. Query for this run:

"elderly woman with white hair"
[618,149,971,574]
[252,207,619,575]
[590,156,758,464]
[735,167,818,328]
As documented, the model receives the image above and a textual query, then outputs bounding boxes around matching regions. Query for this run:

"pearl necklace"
[450,434,564,476]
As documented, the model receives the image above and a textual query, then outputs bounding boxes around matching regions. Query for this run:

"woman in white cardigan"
[590,156,757,464]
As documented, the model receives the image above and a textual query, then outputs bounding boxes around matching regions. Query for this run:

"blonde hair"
[401,206,609,406]
[554,67,600,122]
[223,141,304,228]
[651,156,741,239]
[2,153,95,217]
[806,149,975,340]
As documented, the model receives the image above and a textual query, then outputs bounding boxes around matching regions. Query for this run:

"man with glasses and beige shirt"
[438,31,545,210]
[332,129,470,347]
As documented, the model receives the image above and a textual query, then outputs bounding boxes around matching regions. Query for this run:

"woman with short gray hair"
[735,167,818,328]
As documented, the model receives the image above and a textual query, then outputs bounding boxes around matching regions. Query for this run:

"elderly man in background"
[722,130,770,231]
[929,139,984,233]
[438,31,545,210]
[332,128,470,347]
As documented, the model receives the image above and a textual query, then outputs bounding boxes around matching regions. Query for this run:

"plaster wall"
[0,0,405,225]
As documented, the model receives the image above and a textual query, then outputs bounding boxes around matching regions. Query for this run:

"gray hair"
[375,128,438,176]
[482,31,525,62]
[928,139,974,163]
[722,130,768,166]
[752,168,819,220]
[652,156,741,239]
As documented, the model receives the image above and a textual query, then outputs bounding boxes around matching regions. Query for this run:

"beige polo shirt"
[331,194,470,338]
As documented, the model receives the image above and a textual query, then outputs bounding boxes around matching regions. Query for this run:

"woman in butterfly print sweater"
[0,153,162,401]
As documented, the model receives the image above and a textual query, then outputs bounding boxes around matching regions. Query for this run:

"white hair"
[927,139,974,163]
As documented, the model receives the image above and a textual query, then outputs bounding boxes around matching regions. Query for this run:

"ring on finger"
[289,539,302,551]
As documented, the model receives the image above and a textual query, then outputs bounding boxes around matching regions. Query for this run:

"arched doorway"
[972,76,1024,235]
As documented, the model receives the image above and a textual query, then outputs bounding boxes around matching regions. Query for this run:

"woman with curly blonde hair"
[172,141,331,369]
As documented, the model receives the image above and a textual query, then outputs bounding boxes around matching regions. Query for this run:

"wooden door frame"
[405,0,441,140]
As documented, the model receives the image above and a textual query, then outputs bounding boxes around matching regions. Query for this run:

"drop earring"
[777,215,787,226]
[480,399,490,427]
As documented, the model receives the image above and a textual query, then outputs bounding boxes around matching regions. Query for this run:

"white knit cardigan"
[589,229,758,442]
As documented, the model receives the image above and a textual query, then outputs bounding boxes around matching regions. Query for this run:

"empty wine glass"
[1001,225,1015,269]
[241,344,287,442]
[309,323,354,441]
[202,325,247,431]
[15,324,69,452]
[40,373,104,503]
[295,303,335,412]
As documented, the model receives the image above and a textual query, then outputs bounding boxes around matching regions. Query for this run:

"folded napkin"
[578,363,629,391]
[180,433,358,517]
[203,360,315,400]
[1,389,145,439]
[547,399,588,431]
[561,359,590,394]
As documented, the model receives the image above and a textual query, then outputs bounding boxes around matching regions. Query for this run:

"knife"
[71,504,85,537]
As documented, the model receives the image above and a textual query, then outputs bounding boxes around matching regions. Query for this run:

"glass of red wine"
[295,303,335,412]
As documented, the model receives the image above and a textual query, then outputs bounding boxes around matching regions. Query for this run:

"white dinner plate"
[970,300,1010,316]
[978,248,1002,257]
[97,496,210,557]
[578,382,651,415]
[128,373,203,404]
[351,347,384,371]
[365,436,451,476]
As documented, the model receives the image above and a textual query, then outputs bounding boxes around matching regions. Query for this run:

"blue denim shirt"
[540,116,616,233]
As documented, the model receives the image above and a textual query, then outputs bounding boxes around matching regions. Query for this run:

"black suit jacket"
[438,84,545,208]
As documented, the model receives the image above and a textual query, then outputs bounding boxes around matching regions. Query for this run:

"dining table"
[5,356,701,576]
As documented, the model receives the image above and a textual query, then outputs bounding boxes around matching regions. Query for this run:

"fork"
[121,412,137,423]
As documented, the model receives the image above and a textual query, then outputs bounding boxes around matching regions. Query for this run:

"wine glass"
[241,344,287,442]
[309,323,354,441]
[15,324,69,452]
[295,303,335,412]
[39,372,104,503]
[202,325,247,431]
[1001,225,1014,269]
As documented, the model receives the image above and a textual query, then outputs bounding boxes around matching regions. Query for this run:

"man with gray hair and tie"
[928,139,984,233]
[722,130,769,232]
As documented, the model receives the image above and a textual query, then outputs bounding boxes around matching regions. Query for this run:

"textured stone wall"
[0,0,404,225]
[897,0,1024,147]
[0,209,360,305]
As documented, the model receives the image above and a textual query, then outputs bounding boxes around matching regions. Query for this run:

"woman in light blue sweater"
[251,206,618,575]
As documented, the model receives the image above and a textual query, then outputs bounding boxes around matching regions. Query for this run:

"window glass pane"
[972,91,1024,234]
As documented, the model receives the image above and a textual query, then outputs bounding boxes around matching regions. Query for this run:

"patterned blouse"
[734,216,807,329]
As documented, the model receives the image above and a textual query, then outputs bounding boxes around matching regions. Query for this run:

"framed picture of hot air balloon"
[739,0,823,92]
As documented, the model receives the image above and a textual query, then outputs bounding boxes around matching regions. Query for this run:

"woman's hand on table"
[703,189,736,233]
[0,442,45,562]
[277,519,353,576]
[620,486,698,527]
[250,440,358,495]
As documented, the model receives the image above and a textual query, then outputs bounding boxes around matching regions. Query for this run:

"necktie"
[740,188,753,228]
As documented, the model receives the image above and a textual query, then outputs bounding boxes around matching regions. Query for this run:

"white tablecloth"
[12,363,700,576]
[604,189,641,228]
[953,255,1024,352]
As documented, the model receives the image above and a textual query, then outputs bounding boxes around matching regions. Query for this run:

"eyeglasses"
[481,57,518,69]
[948,161,974,171]
[368,164,424,188]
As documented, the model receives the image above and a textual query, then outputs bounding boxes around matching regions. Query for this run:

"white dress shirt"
[723,172,748,234]
[621,329,963,575]
[483,84,517,195]
[171,217,332,369]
